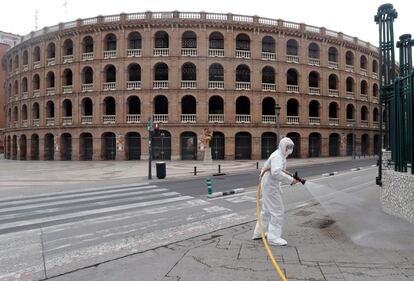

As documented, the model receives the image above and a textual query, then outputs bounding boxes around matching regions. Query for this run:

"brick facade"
[2,12,380,161]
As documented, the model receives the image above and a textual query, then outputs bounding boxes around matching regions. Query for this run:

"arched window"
[372,60,378,74]
[33,46,40,62]
[181,95,196,114]
[262,66,275,84]
[13,80,18,96]
[104,96,116,115]
[182,31,197,48]
[346,51,354,66]
[47,42,55,59]
[82,36,94,53]
[328,47,338,62]
[154,63,168,80]
[360,55,368,70]
[32,102,40,119]
[287,69,298,85]
[105,33,117,50]
[236,64,250,83]
[346,77,354,92]
[309,100,320,117]
[23,50,28,65]
[262,36,275,53]
[329,102,338,118]
[14,54,19,69]
[286,39,298,56]
[128,32,142,49]
[287,99,299,116]
[346,104,355,119]
[236,33,250,50]
[63,69,73,86]
[209,32,224,49]
[308,43,320,59]
[181,63,197,81]
[153,95,168,114]
[308,71,319,87]
[128,64,141,81]
[209,96,224,114]
[361,106,369,121]
[360,80,368,96]
[33,74,40,90]
[21,77,28,93]
[46,72,55,88]
[373,108,379,122]
[235,96,250,115]
[82,98,93,116]
[62,99,72,117]
[373,83,379,97]
[209,63,224,81]
[63,39,73,56]
[22,104,28,120]
[328,74,338,90]
[127,96,141,114]
[154,31,169,48]
[104,65,116,82]
[261,97,276,115]
[82,67,93,84]
[46,101,55,118]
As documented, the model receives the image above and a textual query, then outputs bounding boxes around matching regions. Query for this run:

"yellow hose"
[257,175,288,281]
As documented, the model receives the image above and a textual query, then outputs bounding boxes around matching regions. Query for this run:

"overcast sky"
[1,0,413,46]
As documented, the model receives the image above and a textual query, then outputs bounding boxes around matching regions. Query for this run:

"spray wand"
[282,170,306,185]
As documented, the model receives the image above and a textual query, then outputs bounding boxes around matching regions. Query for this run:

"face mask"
[286,148,293,155]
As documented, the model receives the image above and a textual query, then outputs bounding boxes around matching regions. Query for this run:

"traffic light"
[153,122,160,135]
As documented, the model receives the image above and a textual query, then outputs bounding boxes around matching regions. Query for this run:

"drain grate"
[301,218,335,229]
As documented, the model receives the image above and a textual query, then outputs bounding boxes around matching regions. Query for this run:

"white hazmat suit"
[252,137,296,246]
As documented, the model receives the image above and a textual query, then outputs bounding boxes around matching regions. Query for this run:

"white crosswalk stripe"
[0,183,195,235]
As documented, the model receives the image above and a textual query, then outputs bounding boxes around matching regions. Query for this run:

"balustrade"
[208,81,224,89]
[181,48,197,56]
[180,114,197,123]
[126,81,141,90]
[81,116,93,124]
[262,115,276,124]
[262,83,276,92]
[208,114,224,123]
[235,82,251,90]
[103,82,116,91]
[261,52,276,60]
[286,116,299,124]
[127,49,142,57]
[153,48,169,56]
[126,114,141,123]
[153,81,169,89]
[208,49,224,57]
[236,114,251,123]
[103,115,116,124]
[153,114,168,123]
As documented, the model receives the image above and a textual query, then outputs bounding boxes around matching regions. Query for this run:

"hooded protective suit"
[253,137,295,245]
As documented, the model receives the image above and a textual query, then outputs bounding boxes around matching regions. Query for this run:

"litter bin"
[156,162,166,179]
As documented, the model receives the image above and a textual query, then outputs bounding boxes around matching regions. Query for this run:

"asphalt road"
[156,158,377,196]
[0,158,377,280]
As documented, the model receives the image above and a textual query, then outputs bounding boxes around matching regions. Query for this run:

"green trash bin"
[156,162,166,179]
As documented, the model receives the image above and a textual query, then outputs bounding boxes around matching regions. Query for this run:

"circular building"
[2,11,380,161]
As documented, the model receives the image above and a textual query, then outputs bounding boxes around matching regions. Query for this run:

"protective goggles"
[286,143,294,150]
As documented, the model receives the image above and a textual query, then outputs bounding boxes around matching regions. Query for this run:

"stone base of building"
[380,150,414,224]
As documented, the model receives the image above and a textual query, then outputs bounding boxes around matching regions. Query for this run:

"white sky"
[1,0,413,46]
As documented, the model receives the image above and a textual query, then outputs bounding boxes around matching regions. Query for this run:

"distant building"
[0,31,21,153]
[2,12,380,161]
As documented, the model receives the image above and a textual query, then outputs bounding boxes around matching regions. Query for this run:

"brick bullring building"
[2,11,380,161]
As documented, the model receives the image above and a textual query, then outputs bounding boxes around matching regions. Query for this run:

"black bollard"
[256,162,259,169]
[194,166,197,176]
[218,164,221,174]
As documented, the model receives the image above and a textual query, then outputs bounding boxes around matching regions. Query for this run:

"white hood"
[278,137,295,158]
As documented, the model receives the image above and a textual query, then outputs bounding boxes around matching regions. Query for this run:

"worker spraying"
[252,137,305,246]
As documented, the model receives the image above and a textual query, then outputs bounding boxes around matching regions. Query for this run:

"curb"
[207,188,245,198]
[322,172,338,177]
[351,167,361,171]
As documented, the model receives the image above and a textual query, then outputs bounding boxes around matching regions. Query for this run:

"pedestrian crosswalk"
[0,183,194,235]
[0,183,258,280]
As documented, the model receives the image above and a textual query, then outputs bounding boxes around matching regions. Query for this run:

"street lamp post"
[352,122,356,160]
[275,104,281,146]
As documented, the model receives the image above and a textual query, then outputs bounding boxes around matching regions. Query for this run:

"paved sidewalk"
[48,200,414,281]
[0,156,370,185]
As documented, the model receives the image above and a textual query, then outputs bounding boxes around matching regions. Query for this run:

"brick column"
[72,136,80,160]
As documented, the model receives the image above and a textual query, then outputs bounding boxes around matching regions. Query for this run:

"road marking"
[0,195,193,233]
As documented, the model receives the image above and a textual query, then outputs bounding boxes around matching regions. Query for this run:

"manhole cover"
[301,218,335,229]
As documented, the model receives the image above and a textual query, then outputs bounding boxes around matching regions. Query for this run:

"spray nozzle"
[293,171,306,185]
